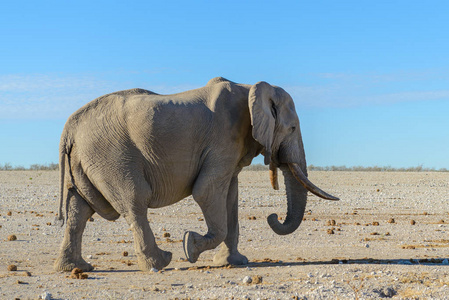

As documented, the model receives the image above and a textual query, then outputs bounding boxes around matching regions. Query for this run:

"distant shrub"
[244,164,268,171]
[0,163,13,171]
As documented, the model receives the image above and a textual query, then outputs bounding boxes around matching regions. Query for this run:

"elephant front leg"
[54,189,95,272]
[124,212,172,271]
[213,176,248,266]
[183,175,230,263]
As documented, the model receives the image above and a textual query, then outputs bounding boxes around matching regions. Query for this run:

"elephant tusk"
[269,162,279,190]
[288,163,339,201]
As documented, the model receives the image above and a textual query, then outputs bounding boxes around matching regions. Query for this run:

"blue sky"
[1,1,449,168]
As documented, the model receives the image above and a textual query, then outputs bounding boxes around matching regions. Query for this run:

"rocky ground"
[1,170,449,299]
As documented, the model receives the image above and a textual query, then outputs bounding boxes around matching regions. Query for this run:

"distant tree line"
[244,164,448,172]
[1,162,447,172]
[0,163,59,171]
[307,164,448,172]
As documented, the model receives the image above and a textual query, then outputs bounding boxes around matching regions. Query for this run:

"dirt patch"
[1,170,449,299]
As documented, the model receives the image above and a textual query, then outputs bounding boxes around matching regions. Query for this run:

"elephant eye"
[290,126,296,133]
[271,103,277,118]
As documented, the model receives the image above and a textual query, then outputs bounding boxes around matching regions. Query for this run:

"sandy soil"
[1,170,449,299]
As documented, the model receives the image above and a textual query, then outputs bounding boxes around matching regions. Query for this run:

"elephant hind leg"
[123,211,172,271]
[54,189,94,272]
[70,152,120,221]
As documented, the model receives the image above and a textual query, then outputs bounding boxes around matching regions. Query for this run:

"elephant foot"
[183,231,203,263]
[54,256,94,272]
[213,249,248,266]
[137,249,172,271]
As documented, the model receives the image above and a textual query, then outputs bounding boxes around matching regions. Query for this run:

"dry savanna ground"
[1,170,449,299]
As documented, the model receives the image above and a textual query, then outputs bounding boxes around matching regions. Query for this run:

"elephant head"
[249,81,339,235]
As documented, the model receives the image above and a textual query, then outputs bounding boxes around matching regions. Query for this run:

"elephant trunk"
[267,163,339,236]
[267,164,307,235]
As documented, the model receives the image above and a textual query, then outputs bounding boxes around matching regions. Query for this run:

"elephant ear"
[248,81,276,165]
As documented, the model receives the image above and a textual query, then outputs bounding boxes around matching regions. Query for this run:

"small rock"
[39,292,52,300]
[372,222,380,226]
[87,255,93,259]
[23,271,32,276]
[163,232,171,238]
[243,275,252,284]
[252,275,263,284]
[123,251,128,256]
[69,267,88,279]
[410,220,416,225]
[387,218,395,224]
[8,264,17,271]
[402,245,415,249]
[374,287,397,298]
[327,229,335,234]
[7,211,12,216]
[326,220,336,226]
[71,268,83,275]
[150,268,158,273]
[7,234,17,241]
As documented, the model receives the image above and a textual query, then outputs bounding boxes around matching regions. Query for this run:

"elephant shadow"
[89,257,449,274]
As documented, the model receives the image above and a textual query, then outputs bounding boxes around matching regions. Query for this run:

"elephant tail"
[56,142,65,226]
[56,135,74,227]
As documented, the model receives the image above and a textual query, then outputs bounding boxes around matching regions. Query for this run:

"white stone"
[40,292,52,300]
[243,276,252,284]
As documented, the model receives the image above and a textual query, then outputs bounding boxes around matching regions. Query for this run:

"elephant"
[54,77,339,272]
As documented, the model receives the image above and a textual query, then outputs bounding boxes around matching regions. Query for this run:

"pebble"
[39,292,52,300]
[7,265,17,271]
[243,276,252,284]
[7,234,17,241]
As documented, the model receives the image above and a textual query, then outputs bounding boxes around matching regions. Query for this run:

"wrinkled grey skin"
[54,77,337,272]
